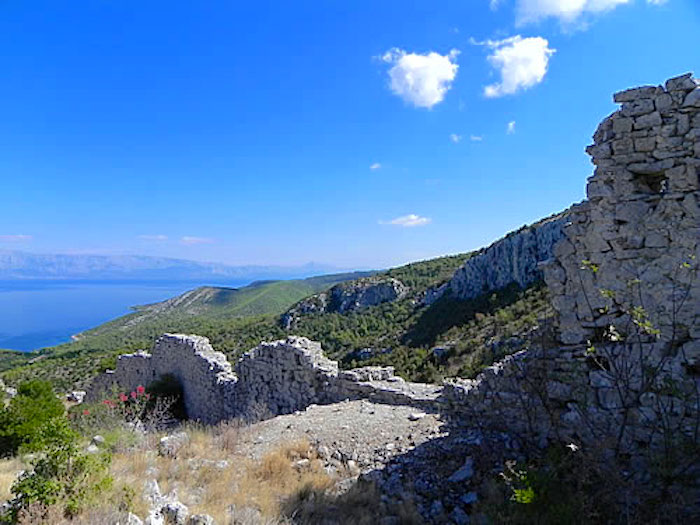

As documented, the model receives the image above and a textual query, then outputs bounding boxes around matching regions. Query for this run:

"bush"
[0,380,65,457]
[6,417,112,522]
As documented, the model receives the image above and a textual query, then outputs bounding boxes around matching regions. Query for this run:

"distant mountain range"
[0,250,347,282]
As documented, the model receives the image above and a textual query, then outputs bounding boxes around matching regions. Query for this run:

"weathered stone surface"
[281,276,409,328]
[684,88,700,107]
[434,212,567,303]
[665,73,697,92]
[88,335,441,424]
[158,432,190,458]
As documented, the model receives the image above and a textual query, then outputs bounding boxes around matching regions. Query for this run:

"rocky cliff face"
[282,277,409,328]
[429,212,568,304]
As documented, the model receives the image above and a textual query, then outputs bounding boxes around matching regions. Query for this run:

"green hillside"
[0,254,551,391]
[0,349,30,374]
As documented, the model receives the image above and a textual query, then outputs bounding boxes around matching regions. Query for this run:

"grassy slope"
[1,253,552,390]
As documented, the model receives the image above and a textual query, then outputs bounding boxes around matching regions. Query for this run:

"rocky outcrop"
[282,277,408,328]
[429,212,567,304]
[87,334,440,424]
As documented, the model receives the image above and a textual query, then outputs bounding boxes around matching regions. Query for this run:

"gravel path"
[239,400,444,473]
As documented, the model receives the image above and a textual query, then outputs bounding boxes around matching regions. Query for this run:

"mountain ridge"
[0,250,349,281]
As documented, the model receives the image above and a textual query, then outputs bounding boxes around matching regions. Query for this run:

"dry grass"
[91,424,334,524]
[2,422,417,524]
[0,456,24,503]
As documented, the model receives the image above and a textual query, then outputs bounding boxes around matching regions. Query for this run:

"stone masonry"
[444,73,700,474]
[87,334,441,424]
[546,72,700,347]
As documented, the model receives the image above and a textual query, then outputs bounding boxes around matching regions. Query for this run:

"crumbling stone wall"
[442,74,700,488]
[546,72,700,347]
[234,337,339,415]
[87,334,440,424]
[87,334,238,424]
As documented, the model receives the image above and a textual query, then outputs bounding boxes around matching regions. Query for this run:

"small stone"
[67,390,86,403]
[665,73,696,92]
[408,412,426,421]
[451,506,471,525]
[448,457,474,483]
[125,513,144,525]
[655,93,673,112]
[461,492,478,505]
[158,432,189,458]
[143,479,162,507]
[683,88,700,107]
[634,111,662,130]
[162,502,189,525]
[614,86,658,103]
[91,435,106,446]
[85,444,100,454]
[188,515,214,525]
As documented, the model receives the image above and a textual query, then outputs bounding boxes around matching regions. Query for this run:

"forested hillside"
[1,253,551,390]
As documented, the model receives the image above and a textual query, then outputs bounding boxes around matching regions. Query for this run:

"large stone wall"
[545,72,700,347]
[87,334,238,424]
[443,73,700,486]
[87,334,441,424]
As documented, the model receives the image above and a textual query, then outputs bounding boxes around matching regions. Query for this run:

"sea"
[0,279,250,352]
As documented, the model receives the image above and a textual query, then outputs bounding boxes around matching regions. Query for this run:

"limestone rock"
[282,276,409,327]
[158,432,190,458]
[188,515,214,525]
[448,457,474,483]
[162,502,189,525]
[439,212,567,302]
[66,390,86,403]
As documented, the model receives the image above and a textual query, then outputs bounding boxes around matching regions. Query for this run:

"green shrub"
[0,380,65,457]
[6,417,111,522]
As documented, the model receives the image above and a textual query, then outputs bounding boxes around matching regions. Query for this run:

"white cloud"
[0,234,32,242]
[490,0,503,10]
[470,135,484,142]
[370,162,382,171]
[381,48,459,108]
[180,236,215,245]
[477,36,555,98]
[450,133,463,143]
[515,0,631,26]
[646,0,668,4]
[138,234,168,242]
[380,214,432,227]
[507,121,517,134]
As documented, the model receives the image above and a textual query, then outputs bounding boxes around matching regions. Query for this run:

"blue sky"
[1,0,698,269]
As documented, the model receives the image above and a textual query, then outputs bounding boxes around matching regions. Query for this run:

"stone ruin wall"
[87,334,238,424]
[87,334,441,424]
[547,72,700,347]
[443,73,700,464]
